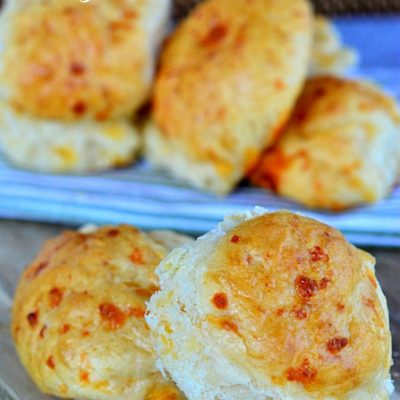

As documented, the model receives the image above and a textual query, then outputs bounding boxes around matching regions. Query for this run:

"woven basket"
[0,1,398,16]
[173,0,400,19]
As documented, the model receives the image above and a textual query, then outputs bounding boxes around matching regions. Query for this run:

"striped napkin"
[0,16,399,247]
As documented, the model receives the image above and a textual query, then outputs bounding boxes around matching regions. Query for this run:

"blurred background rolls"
[250,76,400,210]
[0,0,171,172]
[145,0,313,194]
[310,16,358,75]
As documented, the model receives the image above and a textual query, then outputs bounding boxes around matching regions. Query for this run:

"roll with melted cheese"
[12,225,190,400]
[147,209,393,400]
[250,76,400,210]
[145,0,313,194]
[0,0,171,172]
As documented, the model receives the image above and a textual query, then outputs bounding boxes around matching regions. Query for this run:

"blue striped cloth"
[0,16,399,247]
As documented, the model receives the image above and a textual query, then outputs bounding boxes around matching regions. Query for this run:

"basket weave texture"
[173,0,400,19]
[0,0,398,16]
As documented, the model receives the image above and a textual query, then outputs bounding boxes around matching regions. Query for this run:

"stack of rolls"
[11,209,394,399]
[4,2,398,398]
[142,0,399,207]
[0,0,398,208]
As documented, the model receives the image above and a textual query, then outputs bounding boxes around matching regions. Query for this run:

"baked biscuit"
[145,0,313,194]
[11,225,186,400]
[250,76,400,210]
[147,209,393,400]
[0,0,171,172]
[0,0,170,121]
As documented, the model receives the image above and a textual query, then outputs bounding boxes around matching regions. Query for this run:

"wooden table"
[0,219,399,397]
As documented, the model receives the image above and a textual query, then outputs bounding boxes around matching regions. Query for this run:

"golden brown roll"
[0,0,170,121]
[145,0,313,194]
[11,225,187,400]
[0,0,170,172]
[250,76,400,210]
[147,209,393,400]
